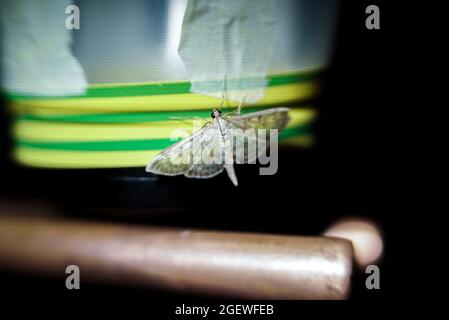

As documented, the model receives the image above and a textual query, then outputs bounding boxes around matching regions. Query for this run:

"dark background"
[0,0,395,317]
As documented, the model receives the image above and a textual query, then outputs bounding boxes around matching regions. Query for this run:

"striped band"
[9,70,321,168]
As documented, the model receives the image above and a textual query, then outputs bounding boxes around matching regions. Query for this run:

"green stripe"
[17,106,271,123]
[17,125,310,152]
[17,138,177,151]
[279,125,311,140]
[8,70,322,100]
[269,71,321,86]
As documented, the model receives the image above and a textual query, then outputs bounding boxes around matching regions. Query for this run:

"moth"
[145,107,290,186]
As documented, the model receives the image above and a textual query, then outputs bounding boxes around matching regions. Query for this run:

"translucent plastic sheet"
[178,0,275,104]
[0,0,87,96]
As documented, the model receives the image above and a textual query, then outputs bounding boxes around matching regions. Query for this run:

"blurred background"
[0,0,390,309]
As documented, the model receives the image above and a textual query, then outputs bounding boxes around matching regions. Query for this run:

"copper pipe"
[0,214,353,299]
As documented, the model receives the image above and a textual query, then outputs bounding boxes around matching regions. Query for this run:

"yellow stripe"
[14,120,205,142]
[11,83,319,115]
[14,138,312,169]
[15,109,316,142]
[14,148,161,169]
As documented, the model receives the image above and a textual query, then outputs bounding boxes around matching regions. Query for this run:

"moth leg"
[237,93,246,115]
[167,117,209,135]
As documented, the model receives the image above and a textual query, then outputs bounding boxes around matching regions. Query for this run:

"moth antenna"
[219,93,224,110]
[222,74,229,110]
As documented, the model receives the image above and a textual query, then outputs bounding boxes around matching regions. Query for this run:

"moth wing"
[184,125,225,179]
[223,107,291,163]
[224,107,291,131]
[229,127,259,164]
[146,123,212,176]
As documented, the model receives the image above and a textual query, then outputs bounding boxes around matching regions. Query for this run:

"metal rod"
[0,214,353,299]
